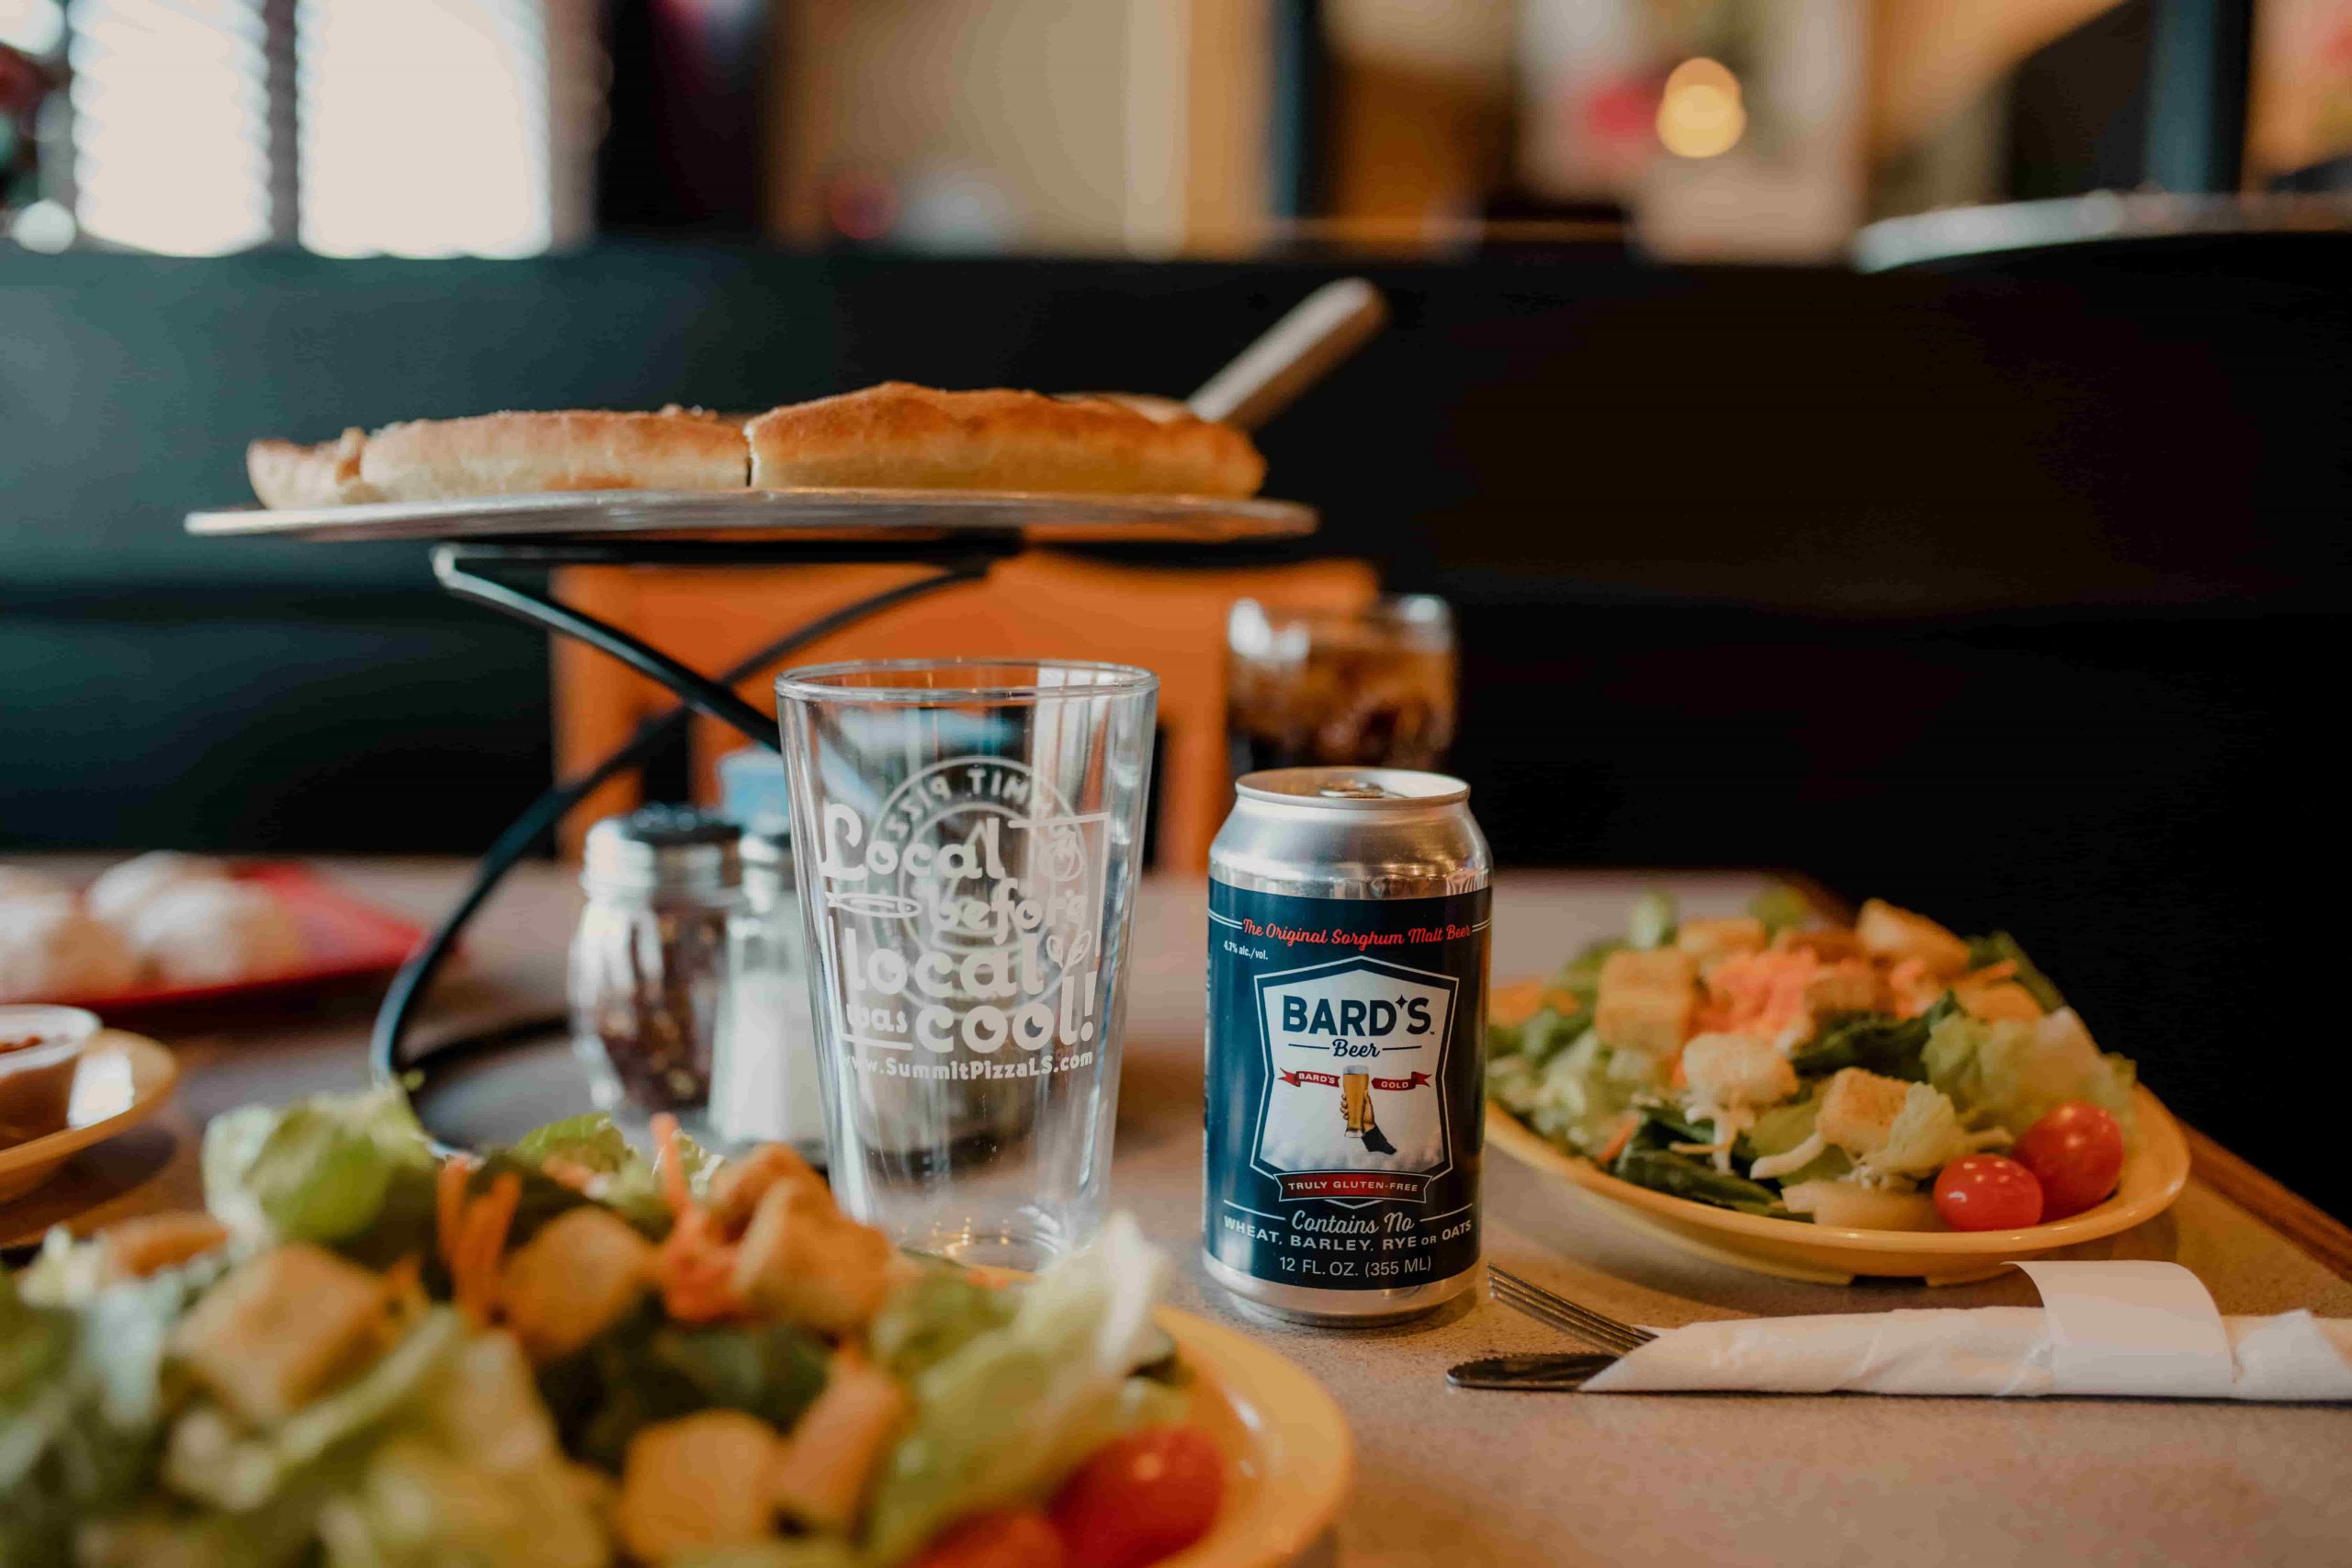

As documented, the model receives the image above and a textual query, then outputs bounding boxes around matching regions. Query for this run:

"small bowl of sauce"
[0,1005,102,1147]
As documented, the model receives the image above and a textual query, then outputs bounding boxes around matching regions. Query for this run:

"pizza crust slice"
[358,409,748,502]
[245,410,749,508]
[746,383,1265,497]
[246,429,379,509]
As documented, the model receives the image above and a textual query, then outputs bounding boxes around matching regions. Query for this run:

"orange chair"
[551,553,1379,872]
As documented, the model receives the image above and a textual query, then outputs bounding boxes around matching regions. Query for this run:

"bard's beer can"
[1203,767,1492,1325]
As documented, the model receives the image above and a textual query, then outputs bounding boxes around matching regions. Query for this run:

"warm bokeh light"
[1656,55,1746,160]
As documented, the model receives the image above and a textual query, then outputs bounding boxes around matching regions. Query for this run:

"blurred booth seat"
[550,554,1380,872]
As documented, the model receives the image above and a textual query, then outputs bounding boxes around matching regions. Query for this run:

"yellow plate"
[0,1032,179,1206]
[1162,1306,1351,1568]
[1487,1085,2190,1286]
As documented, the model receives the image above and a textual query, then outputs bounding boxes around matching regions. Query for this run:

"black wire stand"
[185,491,1315,1122]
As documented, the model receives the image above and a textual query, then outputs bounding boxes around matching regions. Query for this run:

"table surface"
[11,862,2351,1568]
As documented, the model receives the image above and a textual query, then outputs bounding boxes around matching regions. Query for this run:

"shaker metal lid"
[1235,766,1470,807]
[582,804,742,894]
[737,815,794,872]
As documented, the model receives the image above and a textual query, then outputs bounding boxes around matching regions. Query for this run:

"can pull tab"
[1316,779,1396,800]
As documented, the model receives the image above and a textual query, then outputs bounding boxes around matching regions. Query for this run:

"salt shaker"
[716,821,827,1162]
[571,806,746,1124]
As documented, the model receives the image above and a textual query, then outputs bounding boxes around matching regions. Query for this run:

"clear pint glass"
[775,659,1158,1268]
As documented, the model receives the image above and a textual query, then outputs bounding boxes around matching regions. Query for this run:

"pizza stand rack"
[181,487,1317,1120]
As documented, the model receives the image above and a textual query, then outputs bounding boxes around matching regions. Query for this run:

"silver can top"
[582,804,742,897]
[1235,766,1470,808]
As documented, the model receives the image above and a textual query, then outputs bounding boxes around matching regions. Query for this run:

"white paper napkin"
[1579,1261,2352,1400]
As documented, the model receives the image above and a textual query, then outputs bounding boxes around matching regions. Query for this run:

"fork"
[1487,1266,1657,1356]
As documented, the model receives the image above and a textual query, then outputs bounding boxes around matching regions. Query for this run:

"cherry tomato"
[1050,1426,1224,1568]
[1933,1154,2043,1231]
[2012,1100,2125,1220]
[910,1510,1066,1568]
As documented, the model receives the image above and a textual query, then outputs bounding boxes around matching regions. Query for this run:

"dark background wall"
[2,243,2346,1212]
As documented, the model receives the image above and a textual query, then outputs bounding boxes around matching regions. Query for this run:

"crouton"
[1600,947,1696,994]
[1772,927,1866,962]
[615,1411,780,1562]
[1955,979,2043,1023]
[771,1353,910,1533]
[99,1211,229,1280]
[1680,1033,1798,1110]
[171,1244,388,1426]
[1801,962,1887,1021]
[730,1183,897,1335]
[499,1206,655,1364]
[1595,947,1697,1055]
[1814,1067,1913,1156]
[1675,916,1768,968]
[1854,899,1970,977]
[706,1143,830,1236]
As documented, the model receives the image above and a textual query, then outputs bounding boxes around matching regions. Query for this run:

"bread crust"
[746,383,1264,497]
[355,410,748,502]
[246,429,379,508]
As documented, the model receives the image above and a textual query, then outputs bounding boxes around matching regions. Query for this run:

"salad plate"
[1155,1310,1351,1568]
[3,1088,1347,1567]
[1486,887,2194,1285]
[0,1031,177,1205]
[1487,1088,2189,1286]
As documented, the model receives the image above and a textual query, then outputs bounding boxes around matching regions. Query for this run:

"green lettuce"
[1963,931,2066,1012]
[1747,883,1812,937]
[1865,1083,1991,1180]
[1548,938,1625,1007]
[1924,1008,2136,1140]
[859,1215,1177,1564]
[868,1268,1022,1382]
[1489,1004,1592,1069]
[202,1084,437,1256]
[1612,1147,1789,1218]
[313,1330,610,1568]
[0,1268,174,1566]
[1786,996,1957,1081]
[1607,1109,1792,1217]
[93,1313,609,1568]
[537,1302,830,1472]
[502,1112,711,1239]
[1489,1032,1662,1155]
[1736,1094,1850,1186]
[1625,889,1678,951]
[163,1309,464,1512]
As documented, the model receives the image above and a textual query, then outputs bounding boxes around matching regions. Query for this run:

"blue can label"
[1204,884,1488,1291]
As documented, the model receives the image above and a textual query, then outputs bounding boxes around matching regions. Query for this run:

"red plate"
[44,863,427,1012]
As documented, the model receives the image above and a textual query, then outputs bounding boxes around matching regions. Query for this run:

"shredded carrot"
[1959,959,2018,986]
[1693,948,1822,1039]
[1488,980,1547,1030]
[656,1207,742,1322]
[454,1172,523,1325]
[1595,1112,1639,1166]
[1490,980,1588,1030]
[1884,956,1943,1018]
[650,1112,692,1217]
[435,1155,478,1271]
